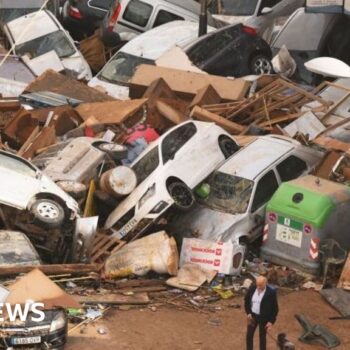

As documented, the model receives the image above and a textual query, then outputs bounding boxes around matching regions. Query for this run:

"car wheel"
[97,143,128,161]
[250,55,272,75]
[30,199,65,229]
[167,181,195,210]
[219,136,239,159]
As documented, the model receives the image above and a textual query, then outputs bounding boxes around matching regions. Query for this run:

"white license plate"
[276,224,302,248]
[117,218,138,238]
[12,336,41,345]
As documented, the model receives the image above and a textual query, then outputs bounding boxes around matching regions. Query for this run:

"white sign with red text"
[180,238,236,275]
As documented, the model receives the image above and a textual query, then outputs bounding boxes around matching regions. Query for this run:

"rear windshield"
[218,0,259,16]
[98,51,154,85]
[15,30,75,59]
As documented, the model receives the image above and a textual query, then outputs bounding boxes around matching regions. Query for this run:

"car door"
[248,169,279,240]
[275,154,308,183]
[0,153,40,209]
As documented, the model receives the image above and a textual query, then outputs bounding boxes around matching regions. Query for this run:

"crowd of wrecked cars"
[0,0,350,349]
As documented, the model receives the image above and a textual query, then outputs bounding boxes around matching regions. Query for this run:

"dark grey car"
[271,8,350,85]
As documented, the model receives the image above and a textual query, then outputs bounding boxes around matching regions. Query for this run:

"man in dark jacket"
[244,276,279,350]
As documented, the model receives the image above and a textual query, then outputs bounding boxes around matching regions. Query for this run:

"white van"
[102,0,215,45]
[89,20,212,99]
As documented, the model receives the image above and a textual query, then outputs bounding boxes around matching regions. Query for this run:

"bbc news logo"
[0,302,45,322]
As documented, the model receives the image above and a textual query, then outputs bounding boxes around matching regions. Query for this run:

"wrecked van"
[33,137,128,183]
[0,150,79,229]
[3,10,92,80]
[169,136,324,259]
[105,120,239,240]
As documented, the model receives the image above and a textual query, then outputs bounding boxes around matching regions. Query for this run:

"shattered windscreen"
[99,52,154,85]
[199,171,254,214]
[132,146,160,184]
[220,0,258,16]
[15,30,75,59]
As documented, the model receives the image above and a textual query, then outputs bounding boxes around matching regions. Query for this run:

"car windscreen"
[0,232,40,266]
[199,171,254,214]
[15,30,75,59]
[131,146,160,184]
[98,51,154,85]
[219,0,258,16]
[0,153,37,177]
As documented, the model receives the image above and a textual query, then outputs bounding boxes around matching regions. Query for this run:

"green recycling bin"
[261,175,350,275]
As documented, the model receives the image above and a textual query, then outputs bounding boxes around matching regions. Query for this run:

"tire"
[250,54,273,75]
[30,199,65,229]
[219,136,239,159]
[97,143,128,161]
[167,181,195,210]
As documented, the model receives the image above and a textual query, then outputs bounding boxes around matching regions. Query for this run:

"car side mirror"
[261,7,273,15]
[254,214,264,225]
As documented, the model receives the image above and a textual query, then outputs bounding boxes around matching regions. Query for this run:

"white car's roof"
[6,10,58,45]
[219,136,298,180]
[121,21,214,60]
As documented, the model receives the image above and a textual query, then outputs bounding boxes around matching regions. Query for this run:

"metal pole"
[198,0,207,37]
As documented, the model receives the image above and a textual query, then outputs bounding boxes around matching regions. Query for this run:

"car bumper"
[0,327,67,348]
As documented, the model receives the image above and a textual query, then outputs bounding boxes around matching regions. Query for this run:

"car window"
[186,25,239,66]
[98,51,154,84]
[161,122,197,164]
[15,30,75,59]
[153,10,184,28]
[276,155,307,182]
[272,11,335,51]
[122,0,153,27]
[322,16,350,65]
[0,153,36,177]
[216,0,259,16]
[251,170,278,212]
[258,0,281,13]
[131,146,159,184]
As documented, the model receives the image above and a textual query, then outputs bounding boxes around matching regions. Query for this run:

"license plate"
[117,218,138,238]
[12,336,41,345]
[276,224,302,248]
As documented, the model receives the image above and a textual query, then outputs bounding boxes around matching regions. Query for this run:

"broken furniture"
[295,314,340,348]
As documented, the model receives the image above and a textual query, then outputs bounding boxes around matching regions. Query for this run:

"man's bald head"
[256,276,267,292]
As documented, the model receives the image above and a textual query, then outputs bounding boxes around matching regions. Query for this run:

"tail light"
[69,5,82,19]
[242,25,257,36]
[108,2,122,31]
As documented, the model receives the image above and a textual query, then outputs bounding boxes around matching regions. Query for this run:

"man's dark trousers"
[246,313,267,350]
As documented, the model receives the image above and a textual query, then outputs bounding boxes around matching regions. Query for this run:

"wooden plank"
[0,264,99,277]
[155,99,188,124]
[258,113,301,127]
[130,64,250,101]
[338,252,350,289]
[17,125,40,157]
[75,99,147,124]
[190,106,244,134]
[190,84,221,108]
[77,293,150,305]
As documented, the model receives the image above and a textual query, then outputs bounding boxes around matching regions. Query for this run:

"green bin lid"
[267,175,350,228]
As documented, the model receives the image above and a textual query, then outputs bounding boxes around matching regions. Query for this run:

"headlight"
[49,311,66,333]
[138,183,156,208]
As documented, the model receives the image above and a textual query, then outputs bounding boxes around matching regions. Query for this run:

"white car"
[105,121,240,240]
[169,135,324,251]
[88,20,214,99]
[2,10,92,80]
[0,150,79,229]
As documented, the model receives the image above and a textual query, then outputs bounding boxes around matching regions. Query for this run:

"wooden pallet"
[90,233,126,265]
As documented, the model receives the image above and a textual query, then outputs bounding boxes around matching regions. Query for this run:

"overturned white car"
[105,121,240,240]
[0,150,79,229]
[2,10,92,80]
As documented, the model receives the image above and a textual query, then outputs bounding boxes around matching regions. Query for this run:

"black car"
[62,0,114,39]
[0,309,68,349]
[185,23,273,77]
